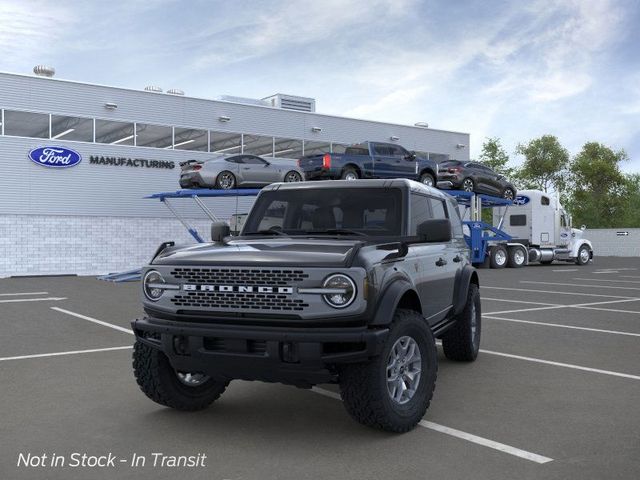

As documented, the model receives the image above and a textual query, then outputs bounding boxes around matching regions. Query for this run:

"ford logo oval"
[28,146,82,168]
[513,195,530,206]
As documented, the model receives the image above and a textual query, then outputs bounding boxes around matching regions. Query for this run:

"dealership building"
[0,68,470,277]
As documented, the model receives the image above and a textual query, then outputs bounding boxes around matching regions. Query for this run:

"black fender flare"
[453,265,479,315]
[370,280,417,327]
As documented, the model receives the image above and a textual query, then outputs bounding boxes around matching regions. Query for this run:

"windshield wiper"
[302,229,367,237]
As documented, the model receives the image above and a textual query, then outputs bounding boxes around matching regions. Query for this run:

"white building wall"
[586,228,640,257]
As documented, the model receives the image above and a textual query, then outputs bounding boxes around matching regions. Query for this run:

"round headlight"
[322,274,356,309]
[143,270,165,301]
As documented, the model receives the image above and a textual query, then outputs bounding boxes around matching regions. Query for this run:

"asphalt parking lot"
[1,257,639,480]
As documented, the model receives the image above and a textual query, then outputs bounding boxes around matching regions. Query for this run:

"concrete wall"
[587,228,640,257]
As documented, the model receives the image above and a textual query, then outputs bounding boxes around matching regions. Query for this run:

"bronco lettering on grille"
[182,285,294,294]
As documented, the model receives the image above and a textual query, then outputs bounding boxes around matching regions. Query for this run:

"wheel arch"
[370,280,422,326]
[452,265,479,315]
[342,163,362,177]
[419,167,436,179]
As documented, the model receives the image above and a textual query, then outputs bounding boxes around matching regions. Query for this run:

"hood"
[152,238,362,268]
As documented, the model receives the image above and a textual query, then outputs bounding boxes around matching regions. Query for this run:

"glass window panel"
[331,143,348,154]
[243,134,274,156]
[210,131,242,154]
[51,115,93,142]
[4,110,49,138]
[95,119,134,145]
[173,127,208,151]
[303,140,330,156]
[136,123,172,148]
[273,137,303,159]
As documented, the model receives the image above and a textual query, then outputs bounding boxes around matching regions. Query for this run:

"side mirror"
[211,221,230,243]
[581,224,586,231]
[405,152,416,161]
[417,219,452,243]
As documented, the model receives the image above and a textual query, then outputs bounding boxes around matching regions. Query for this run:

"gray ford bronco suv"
[132,179,481,432]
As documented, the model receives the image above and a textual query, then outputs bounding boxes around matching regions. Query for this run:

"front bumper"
[132,316,389,387]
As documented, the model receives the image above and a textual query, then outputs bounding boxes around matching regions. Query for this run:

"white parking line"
[0,346,132,362]
[483,297,559,306]
[479,349,640,381]
[552,269,578,272]
[0,297,67,304]
[51,307,133,335]
[621,275,640,279]
[484,315,640,338]
[483,298,640,316]
[483,286,638,299]
[311,388,552,464]
[0,291,49,296]
[521,281,640,291]
[573,278,640,284]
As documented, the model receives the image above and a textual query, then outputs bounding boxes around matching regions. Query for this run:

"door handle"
[435,258,447,267]
[453,255,462,263]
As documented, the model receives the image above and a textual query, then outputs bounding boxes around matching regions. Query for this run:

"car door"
[239,155,277,186]
[389,144,418,179]
[466,163,489,194]
[371,143,395,178]
[478,165,502,195]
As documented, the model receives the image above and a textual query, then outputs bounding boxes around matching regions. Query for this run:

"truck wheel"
[338,309,437,433]
[133,339,229,411]
[489,245,507,269]
[507,246,526,268]
[576,245,591,265]
[341,167,359,181]
[216,171,236,189]
[420,172,435,187]
[442,283,481,361]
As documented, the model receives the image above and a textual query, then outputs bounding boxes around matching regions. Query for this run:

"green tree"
[568,142,628,228]
[621,174,640,227]
[515,135,569,193]
[478,137,515,178]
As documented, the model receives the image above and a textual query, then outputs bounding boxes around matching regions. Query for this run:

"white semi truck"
[491,189,593,267]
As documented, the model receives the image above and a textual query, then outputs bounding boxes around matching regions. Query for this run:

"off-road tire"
[489,245,508,269]
[341,167,359,180]
[133,339,229,411]
[442,284,481,361]
[507,245,526,268]
[338,309,437,433]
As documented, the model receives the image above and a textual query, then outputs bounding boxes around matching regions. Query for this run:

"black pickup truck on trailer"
[298,141,439,187]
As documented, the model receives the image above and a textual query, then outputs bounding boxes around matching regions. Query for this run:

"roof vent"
[33,65,55,77]
[167,88,184,96]
[144,85,163,93]
[262,94,316,112]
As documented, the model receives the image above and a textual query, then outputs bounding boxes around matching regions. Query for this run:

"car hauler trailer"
[445,189,593,268]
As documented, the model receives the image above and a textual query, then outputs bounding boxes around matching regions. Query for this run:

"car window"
[429,198,448,220]
[373,144,392,156]
[389,145,408,158]
[409,194,432,235]
[225,156,242,163]
[242,155,268,165]
[256,201,287,231]
[446,198,464,238]
[345,146,369,156]
[466,163,480,169]
[510,214,527,226]
[541,196,550,206]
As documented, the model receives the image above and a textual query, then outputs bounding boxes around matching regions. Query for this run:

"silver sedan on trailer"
[179,154,304,189]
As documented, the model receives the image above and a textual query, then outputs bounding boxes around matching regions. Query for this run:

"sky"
[1,0,639,171]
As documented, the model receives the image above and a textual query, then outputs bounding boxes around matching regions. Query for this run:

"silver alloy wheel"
[503,188,515,200]
[176,372,210,387]
[579,247,590,263]
[494,248,507,266]
[462,179,474,192]
[285,171,302,182]
[514,248,525,265]
[218,172,235,189]
[421,174,434,186]
[470,302,478,344]
[386,336,422,405]
[344,172,358,181]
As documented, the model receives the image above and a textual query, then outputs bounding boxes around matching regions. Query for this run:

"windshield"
[242,188,403,237]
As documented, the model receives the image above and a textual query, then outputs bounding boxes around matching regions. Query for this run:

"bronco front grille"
[171,292,309,311]
[171,268,309,285]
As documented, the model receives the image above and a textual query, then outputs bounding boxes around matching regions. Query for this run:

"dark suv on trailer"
[131,179,481,432]
[437,160,517,199]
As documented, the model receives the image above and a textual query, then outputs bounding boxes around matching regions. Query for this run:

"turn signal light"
[322,153,331,169]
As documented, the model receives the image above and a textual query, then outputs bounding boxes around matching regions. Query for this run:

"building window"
[173,127,208,151]
[210,131,242,154]
[273,137,303,159]
[95,119,135,145]
[135,123,172,149]
[303,140,331,156]
[243,134,274,156]
[4,110,49,139]
[51,115,93,142]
